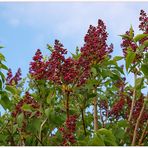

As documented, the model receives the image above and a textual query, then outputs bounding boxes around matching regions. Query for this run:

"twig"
[17,129,25,146]
[93,96,98,131]
[7,128,16,146]
[128,73,137,122]
[39,117,48,142]
[34,80,42,100]
[138,120,148,145]
[66,91,70,119]
[120,73,137,145]
[99,105,103,128]
[81,108,87,136]
[34,134,44,146]
[131,102,145,146]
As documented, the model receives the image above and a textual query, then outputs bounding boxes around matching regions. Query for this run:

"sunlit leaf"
[125,50,136,72]
[134,34,148,42]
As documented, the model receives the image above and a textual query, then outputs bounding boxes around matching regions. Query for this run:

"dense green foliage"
[0,10,148,146]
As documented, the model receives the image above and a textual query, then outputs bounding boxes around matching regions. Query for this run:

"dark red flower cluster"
[80,19,113,65]
[109,98,125,118]
[29,49,47,80]
[30,40,68,84]
[46,40,67,84]
[6,68,22,85]
[29,20,112,86]
[76,57,90,86]
[75,19,113,86]
[12,92,41,118]
[121,31,139,58]
[139,10,148,52]
[29,40,85,86]
[139,10,148,33]
[61,58,79,84]
[59,115,77,146]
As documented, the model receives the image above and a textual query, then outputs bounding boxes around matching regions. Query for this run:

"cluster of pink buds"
[59,115,77,146]
[139,10,148,33]
[121,30,139,58]
[46,40,67,84]
[6,68,22,85]
[139,10,148,51]
[109,98,125,118]
[29,49,47,80]
[61,58,79,84]
[80,19,113,66]
[12,92,41,118]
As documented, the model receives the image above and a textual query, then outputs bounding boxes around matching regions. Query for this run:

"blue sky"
[0,2,148,83]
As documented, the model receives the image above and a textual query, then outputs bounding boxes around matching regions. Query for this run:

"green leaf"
[45,108,50,117]
[117,120,128,128]
[0,53,5,61]
[45,108,55,122]
[21,104,32,112]
[145,52,148,60]
[101,69,113,78]
[113,56,123,61]
[119,34,131,39]
[5,85,17,94]
[52,113,65,126]
[141,64,148,77]
[134,34,148,42]
[46,90,56,105]
[0,62,8,70]
[89,135,105,146]
[0,71,5,83]
[17,113,24,127]
[87,93,97,99]
[125,51,136,72]
[106,60,117,66]
[129,25,134,38]
[96,128,117,146]
[0,91,12,110]
[143,40,148,47]
[135,77,144,89]
[115,66,124,75]
[0,80,2,90]
[0,134,8,145]
[139,44,146,51]
[13,124,18,134]
[144,98,148,110]
[113,127,125,140]
[91,67,97,75]
[27,118,42,133]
